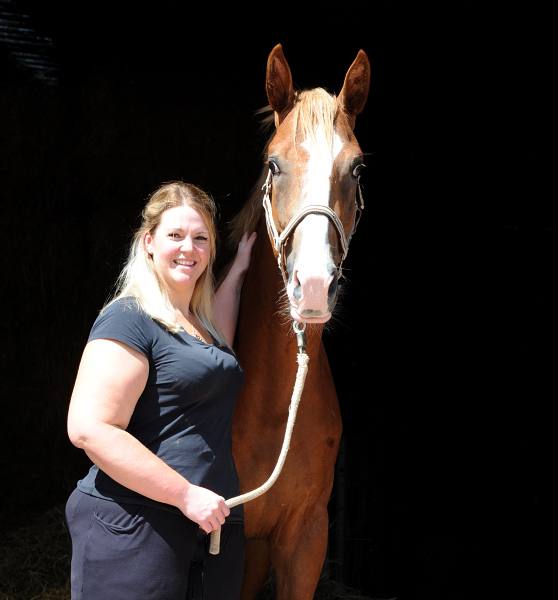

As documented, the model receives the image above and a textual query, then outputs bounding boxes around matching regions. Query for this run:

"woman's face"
[145,204,212,300]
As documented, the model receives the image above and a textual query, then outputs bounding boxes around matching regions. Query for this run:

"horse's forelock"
[293,88,338,156]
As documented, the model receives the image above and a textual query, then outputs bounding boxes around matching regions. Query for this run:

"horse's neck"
[236,218,324,372]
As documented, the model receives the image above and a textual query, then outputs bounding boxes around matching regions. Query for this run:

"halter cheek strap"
[261,170,364,286]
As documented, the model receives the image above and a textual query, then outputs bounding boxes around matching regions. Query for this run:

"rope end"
[208,528,221,555]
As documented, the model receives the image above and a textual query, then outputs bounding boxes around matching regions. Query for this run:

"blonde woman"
[66,182,256,600]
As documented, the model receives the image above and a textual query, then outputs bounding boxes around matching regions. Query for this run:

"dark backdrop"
[1,1,556,599]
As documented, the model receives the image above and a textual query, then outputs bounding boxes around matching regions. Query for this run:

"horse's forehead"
[300,129,343,178]
[269,110,302,154]
[270,111,358,164]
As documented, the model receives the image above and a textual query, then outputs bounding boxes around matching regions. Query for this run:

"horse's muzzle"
[288,269,339,323]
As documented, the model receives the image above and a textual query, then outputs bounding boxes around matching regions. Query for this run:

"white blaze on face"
[287,126,344,319]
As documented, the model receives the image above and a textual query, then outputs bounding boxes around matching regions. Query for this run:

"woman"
[66,182,256,599]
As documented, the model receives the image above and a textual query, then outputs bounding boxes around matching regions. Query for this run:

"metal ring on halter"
[293,321,307,354]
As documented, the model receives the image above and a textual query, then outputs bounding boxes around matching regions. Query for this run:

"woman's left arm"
[214,231,256,346]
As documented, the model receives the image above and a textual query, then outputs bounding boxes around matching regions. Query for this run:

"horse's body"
[230,45,370,600]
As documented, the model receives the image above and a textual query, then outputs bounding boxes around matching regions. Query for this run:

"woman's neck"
[167,286,195,319]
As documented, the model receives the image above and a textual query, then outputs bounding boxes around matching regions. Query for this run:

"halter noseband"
[261,170,364,286]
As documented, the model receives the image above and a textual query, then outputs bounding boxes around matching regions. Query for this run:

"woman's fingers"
[182,486,230,532]
[238,231,257,255]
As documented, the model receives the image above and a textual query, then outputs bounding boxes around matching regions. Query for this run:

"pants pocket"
[92,497,146,535]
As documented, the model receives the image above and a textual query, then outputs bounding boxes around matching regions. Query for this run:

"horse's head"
[263,44,370,324]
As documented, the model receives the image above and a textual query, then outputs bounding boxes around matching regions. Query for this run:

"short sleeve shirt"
[77,298,245,522]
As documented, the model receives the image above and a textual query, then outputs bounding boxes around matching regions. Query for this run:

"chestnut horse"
[229,44,370,600]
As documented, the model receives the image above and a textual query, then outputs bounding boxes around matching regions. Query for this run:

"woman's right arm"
[67,338,229,533]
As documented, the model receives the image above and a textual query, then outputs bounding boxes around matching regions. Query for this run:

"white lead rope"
[208,322,309,555]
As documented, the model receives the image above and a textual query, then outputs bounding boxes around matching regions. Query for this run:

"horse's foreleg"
[239,538,272,600]
[271,505,329,600]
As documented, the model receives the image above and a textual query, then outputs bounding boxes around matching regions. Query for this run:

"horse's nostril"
[328,272,338,302]
[293,284,303,300]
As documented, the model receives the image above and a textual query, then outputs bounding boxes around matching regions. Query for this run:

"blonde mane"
[228,88,339,248]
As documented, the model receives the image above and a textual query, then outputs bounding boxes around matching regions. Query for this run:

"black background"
[1,1,556,598]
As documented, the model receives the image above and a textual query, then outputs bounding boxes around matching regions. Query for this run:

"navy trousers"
[66,488,245,600]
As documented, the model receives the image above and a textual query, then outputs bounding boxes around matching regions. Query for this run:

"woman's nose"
[180,236,194,252]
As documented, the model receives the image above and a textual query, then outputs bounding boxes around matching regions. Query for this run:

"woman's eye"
[268,160,280,175]
[352,163,365,178]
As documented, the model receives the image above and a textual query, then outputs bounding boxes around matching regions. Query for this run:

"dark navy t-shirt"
[77,298,245,522]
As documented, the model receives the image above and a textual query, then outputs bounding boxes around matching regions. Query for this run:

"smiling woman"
[65,181,256,600]
[145,205,211,327]
[108,182,223,343]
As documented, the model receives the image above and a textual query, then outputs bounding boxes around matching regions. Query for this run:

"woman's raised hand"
[234,231,257,276]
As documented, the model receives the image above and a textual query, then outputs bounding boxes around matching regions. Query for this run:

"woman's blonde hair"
[105,181,228,347]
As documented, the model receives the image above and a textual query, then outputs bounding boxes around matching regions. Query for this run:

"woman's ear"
[144,230,154,255]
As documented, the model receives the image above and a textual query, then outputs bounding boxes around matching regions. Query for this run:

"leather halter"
[261,169,364,286]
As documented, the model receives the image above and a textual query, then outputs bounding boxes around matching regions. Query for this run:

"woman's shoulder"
[89,297,159,354]
[94,297,152,327]
[101,296,144,317]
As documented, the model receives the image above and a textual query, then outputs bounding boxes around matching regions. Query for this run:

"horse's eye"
[268,160,280,175]
[352,163,366,178]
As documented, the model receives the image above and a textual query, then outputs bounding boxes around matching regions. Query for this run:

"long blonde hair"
[105,181,228,347]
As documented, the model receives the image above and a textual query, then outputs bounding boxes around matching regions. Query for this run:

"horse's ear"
[338,49,370,130]
[266,44,295,126]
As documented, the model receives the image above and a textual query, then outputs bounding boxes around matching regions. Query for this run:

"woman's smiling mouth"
[174,259,196,266]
